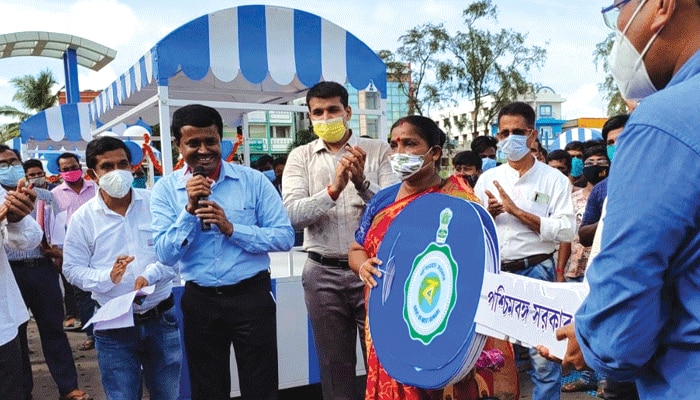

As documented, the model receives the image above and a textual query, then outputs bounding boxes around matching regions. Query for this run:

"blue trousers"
[11,259,79,398]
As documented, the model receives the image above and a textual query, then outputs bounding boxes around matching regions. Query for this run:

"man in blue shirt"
[151,104,295,400]
[541,1,700,398]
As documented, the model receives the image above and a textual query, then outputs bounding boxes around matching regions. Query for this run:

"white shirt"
[0,188,43,346]
[474,160,575,261]
[63,188,176,313]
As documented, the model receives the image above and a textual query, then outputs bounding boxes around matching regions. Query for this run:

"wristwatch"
[356,179,370,192]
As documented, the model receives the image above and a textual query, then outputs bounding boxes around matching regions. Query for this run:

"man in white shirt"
[474,101,574,400]
[0,181,42,399]
[62,137,181,400]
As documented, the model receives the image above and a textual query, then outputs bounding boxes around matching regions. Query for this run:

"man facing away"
[0,147,90,400]
[473,101,574,400]
[151,104,294,400]
[540,1,700,399]
[0,162,45,399]
[282,81,396,400]
[62,137,181,399]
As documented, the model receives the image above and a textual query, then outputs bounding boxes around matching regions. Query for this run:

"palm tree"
[0,69,61,142]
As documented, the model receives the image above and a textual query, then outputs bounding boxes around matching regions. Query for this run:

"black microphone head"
[193,166,207,177]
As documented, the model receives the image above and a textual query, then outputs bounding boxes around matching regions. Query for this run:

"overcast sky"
[0,0,613,123]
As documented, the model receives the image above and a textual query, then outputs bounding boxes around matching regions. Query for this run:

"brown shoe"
[59,389,91,400]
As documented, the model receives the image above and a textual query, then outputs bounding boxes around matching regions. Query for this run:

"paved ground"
[28,319,595,400]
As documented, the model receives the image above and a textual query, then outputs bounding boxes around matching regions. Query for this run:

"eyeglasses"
[584,160,610,167]
[498,128,531,138]
[0,160,22,170]
[601,0,633,30]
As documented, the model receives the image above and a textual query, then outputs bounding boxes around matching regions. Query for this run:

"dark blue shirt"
[580,179,607,226]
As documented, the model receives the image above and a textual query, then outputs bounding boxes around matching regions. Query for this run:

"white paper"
[474,272,589,359]
[50,210,67,246]
[84,285,156,331]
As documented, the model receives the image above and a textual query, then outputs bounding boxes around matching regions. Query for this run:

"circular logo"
[403,244,458,344]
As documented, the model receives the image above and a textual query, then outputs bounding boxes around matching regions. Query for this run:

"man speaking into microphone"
[151,104,295,400]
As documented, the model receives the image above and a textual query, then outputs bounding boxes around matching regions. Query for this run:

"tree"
[0,69,60,142]
[288,128,316,152]
[593,32,630,116]
[435,0,546,138]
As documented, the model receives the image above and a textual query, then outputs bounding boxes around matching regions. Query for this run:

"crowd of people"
[1,2,699,400]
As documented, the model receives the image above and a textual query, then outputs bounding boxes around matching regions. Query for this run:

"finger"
[555,326,568,341]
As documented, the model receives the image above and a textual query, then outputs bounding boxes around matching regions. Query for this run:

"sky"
[0,0,614,124]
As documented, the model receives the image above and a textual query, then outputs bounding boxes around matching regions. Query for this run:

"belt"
[133,294,174,323]
[185,270,269,296]
[9,257,50,268]
[307,251,349,268]
[501,253,554,273]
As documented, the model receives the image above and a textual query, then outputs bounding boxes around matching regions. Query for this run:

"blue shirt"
[151,162,295,287]
[580,178,607,226]
[575,49,700,399]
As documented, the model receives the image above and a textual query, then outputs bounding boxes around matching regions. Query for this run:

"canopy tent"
[80,4,387,174]
[548,128,602,150]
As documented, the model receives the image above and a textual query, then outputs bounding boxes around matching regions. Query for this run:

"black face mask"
[462,174,479,187]
[583,165,609,185]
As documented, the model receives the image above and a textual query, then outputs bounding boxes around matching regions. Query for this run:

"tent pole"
[242,114,250,167]
[158,85,174,175]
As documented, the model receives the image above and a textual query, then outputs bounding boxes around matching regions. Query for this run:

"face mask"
[497,133,530,161]
[60,169,83,183]
[132,176,147,189]
[607,145,616,162]
[481,157,497,171]
[389,148,432,181]
[28,177,46,187]
[463,174,479,187]
[609,0,662,101]
[0,165,26,187]
[571,158,584,178]
[312,116,347,143]
[98,169,133,199]
[583,165,609,185]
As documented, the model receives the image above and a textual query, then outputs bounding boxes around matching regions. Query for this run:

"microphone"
[192,166,211,231]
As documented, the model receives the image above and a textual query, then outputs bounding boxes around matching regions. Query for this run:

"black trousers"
[0,334,23,400]
[181,272,278,400]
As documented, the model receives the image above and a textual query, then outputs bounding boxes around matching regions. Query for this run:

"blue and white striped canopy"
[88,5,387,126]
[549,128,603,150]
[20,103,92,143]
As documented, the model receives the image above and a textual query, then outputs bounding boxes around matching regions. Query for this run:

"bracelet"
[358,262,368,282]
[556,267,564,273]
[327,185,339,201]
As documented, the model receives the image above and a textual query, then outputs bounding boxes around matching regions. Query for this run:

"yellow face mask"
[313,116,346,143]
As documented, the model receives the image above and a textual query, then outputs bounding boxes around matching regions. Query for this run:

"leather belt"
[9,257,50,268]
[501,253,554,273]
[307,251,349,268]
[133,294,174,323]
[185,270,269,296]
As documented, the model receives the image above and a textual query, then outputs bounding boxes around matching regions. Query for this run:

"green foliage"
[0,69,61,141]
[288,129,317,151]
[593,32,629,116]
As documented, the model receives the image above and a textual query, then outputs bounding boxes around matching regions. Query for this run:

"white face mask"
[98,169,133,199]
[609,0,662,101]
[497,133,531,162]
[389,148,433,181]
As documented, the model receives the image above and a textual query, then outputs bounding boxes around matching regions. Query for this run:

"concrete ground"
[27,319,594,400]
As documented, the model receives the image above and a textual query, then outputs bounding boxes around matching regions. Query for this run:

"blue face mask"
[0,165,26,187]
[481,157,497,171]
[607,145,616,162]
[571,158,584,178]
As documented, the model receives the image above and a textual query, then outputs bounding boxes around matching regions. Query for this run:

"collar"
[94,187,143,214]
[59,179,96,194]
[176,161,239,189]
[312,131,357,154]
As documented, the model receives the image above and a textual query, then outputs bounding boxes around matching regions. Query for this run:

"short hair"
[583,145,610,163]
[171,104,224,142]
[391,115,447,148]
[0,145,21,161]
[546,150,572,172]
[306,81,349,108]
[471,135,498,154]
[602,114,629,142]
[22,159,44,173]
[85,136,131,169]
[498,102,536,128]
[56,152,80,169]
[272,156,287,168]
[564,141,584,152]
[453,151,482,170]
